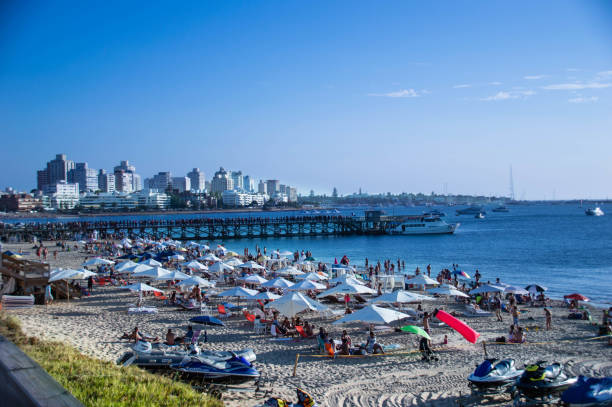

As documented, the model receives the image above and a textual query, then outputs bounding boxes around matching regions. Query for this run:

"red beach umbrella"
[564,293,589,301]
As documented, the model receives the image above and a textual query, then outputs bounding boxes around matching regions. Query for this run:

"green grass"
[0,313,223,407]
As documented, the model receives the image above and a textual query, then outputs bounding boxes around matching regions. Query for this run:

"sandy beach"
[2,241,611,407]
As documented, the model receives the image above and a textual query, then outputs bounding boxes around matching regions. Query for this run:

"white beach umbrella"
[279,250,293,257]
[224,258,243,266]
[124,282,163,293]
[184,260,208,271]
[70,268,98,280]
[239,260,265,270]
[123,264,154,274]
[287,279,326,291]
[132,267,173,279]
[201,253,221,262]
[251,291,281,300]
[316,282,376,298]
[329,274,365,286]
[333,304,411,325]
[264,291,327,317]
[169,254,185,261]
[408,274,439,286]
[115,260,138,272]
[140,258,162,267]
[504,286,529,295]
[49,268,80,282]
[82,258,114,266]
[241,275,269,285]
[427,285,469,298]
[470,284,505,295]
[262,277,294,289]
[209,261,234,273]
[217,286,259,298]
[176,276,215,288]
[277,266,304,277]
[155,270,191,281]
[369,290,434,304]
[295,272,326,281]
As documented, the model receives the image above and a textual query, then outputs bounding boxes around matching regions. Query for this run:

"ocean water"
[4,204,611,304]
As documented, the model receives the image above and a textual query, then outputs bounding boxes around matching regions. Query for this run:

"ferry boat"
[456,205,485,215]
[585,207,604,216]
[388,216,459,235]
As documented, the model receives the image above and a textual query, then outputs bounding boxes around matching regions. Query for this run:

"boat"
[475,212,485,219]
[468,358,524,396]
[423,209,446,217]
[171,354,260,383]
[387,216,459,235]
[585,207,604,216]
[514,361,577,404]
[492,205,509,213]
[456,205,485,215]
[116,341,256,369]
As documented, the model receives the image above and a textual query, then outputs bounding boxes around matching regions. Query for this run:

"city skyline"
[1,2,611,199]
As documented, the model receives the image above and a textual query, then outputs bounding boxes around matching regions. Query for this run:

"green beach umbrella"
[400,325,431,340]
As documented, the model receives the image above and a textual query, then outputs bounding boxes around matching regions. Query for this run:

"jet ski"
[116,341,256,369]
[171,353,260,384]
[514,361,577,404]
[468,358,524,395]
[561,375,612,406]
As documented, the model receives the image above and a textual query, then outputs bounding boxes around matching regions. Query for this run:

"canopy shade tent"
[82,258,114,266]
[427,285,469,298]
[140,258,162,267]
[115,260,138,272]
[241,275,269,285]
[217,286,259,298]
[316,282,375,298]
[369,290,434,304]
[175,276,215,288]
[287,279,326,291]
[238,261,265,270]
[333,304,411,325]
[408,274,439,286]
[469,284,505,295]
[264,291,328,317]
[261,277,294,289]
[209,261,234,273]
[250,291,281,300]
[184,260,207,271]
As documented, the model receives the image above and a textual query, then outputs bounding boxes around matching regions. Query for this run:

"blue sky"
[1,1,611,199]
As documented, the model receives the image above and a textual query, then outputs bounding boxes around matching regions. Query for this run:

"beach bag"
[296,388,315,407]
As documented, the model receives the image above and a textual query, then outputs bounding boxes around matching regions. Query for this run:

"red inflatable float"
[433,309,480,343]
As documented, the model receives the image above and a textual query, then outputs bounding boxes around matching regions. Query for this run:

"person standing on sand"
[423,312,431,334]
[512,305,519,326]
[544,308,552,330]
[494,296,503,322]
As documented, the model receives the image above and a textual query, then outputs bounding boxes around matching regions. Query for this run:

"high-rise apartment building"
[258,180,267,194]
[187,168,205,192]
[36,154,75,191]
[231,171,243,191]
[211,167,233,194]
[266,180,280,196]
[113,160,141,193]
[171,176,191,193]
[148,172,172,191]
[98,169,115,193]
[243,175,255,192]
[68,162,99,192]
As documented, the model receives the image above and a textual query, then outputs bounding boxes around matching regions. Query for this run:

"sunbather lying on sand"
[120,326,158,343]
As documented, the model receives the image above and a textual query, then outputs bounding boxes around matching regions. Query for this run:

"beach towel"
[128,307,158,314]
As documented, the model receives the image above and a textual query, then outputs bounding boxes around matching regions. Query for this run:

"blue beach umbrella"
[189,315,225,327]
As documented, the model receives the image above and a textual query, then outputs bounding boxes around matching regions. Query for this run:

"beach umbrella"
[370,290,434,304]
[333,304,411,325]
[241,275,269,285]
[184,260,208,271]
[209,261,234,273]
[277,266,304,276]
[155,270,191,281]
[287,279,326,291]
[169,254,185,261]
[217,286,259,298]
[400,325,432,340]
[469,284,505,295]
[296,272,326,281]
[251,291,281,300]
[427,285,469,298]
[132,267,173,279]
[189,315,225,327]
[175,276,215,288]
[279,250,293,257]
[70,268,98,280]
[564,293,589,302]
[504,286,529,295]
[201,253,221,262]
[264,292,327,317]
[262,277,294,289]
[239,260,265,270]
[316,282,375,298]
[49,268,81,282]
[329,274,365,286]
[408,274,439,286]
[82,258,114,266]
[224,258,243,267]
[124,282,163,293]
[140,258,162,267]
[122,264,154,275]
[115,260,138,272]
[525,284,547,293]
[226,250,240,257]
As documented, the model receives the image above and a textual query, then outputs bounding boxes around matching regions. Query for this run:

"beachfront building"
[230,171,244,191]
[113,160,142,193]
[243,175,255,192]
[0,193,43,212]
[211,167,233,194]
[147,172,172,192]
[266,179,280,195]
[187,168,205,192]
[80,191,169,210]
[221,190,266,207]
[44,181,80,210]
[288,187,298,202]
[258,180,267,194]
[98,169,115,193]
[68,162,99,192]
[171,176,191,193]
[36,153,75,191]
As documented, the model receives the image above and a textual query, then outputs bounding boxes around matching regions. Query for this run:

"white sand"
[3,241,611,406]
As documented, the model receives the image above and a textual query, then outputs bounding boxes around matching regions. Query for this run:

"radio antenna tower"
[509,165,515,201]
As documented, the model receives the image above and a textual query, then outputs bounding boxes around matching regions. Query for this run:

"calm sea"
[4,204,611,304]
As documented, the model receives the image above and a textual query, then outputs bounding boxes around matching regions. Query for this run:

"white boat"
[585,207,604,216]
[475,212,485,219]
[388,216,459,235]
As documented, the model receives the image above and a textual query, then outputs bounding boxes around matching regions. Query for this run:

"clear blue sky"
[1,1,611,199]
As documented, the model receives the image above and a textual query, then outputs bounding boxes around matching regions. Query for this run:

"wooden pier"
[0,212,402,242]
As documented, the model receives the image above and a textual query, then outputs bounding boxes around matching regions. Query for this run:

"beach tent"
[82,258,114,266]
[209,261,234,273]
[140,258,162,267]
[408,274,439,286]
[427,285,469,298]
[287,279,326,291]
[333,304,410,325]
[241,275,268,285]
[316,282,375,298]
[469,284,505,295]
[261,277,294,289]
[217,286,259,298]
[238,261,265,270]
[175,276,215,288]
[184,260,208,271]
[250,291,281,300]
[264,292,328,317]
[370,290,434,304]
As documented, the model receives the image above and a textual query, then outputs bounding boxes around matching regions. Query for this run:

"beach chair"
[217,304,229,319]
[153,291,168,301]
[295,325,311,339]
[243,310,256,323]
